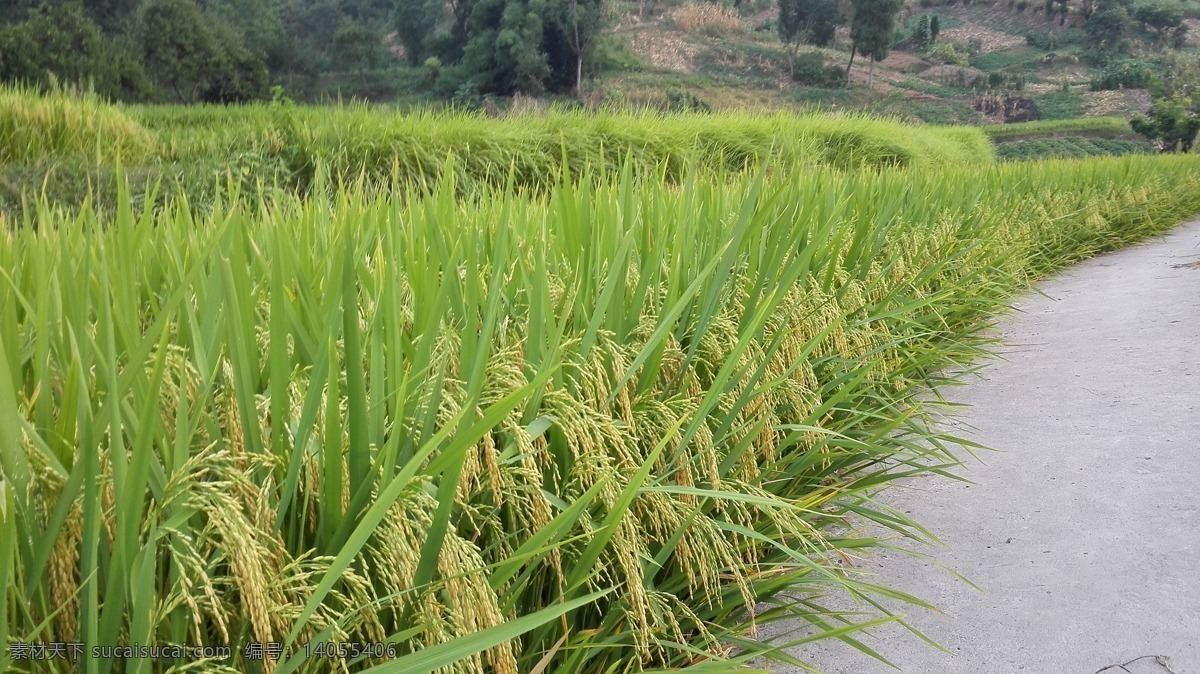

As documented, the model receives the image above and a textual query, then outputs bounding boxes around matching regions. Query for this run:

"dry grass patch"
[668,2,744,36]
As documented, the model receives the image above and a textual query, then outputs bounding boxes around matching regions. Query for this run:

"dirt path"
[779,219,1200,674]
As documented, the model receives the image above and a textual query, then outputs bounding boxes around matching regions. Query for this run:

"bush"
[1026,31,1060,50]
[664,89,712,112]
[928,42,971,65]
[0,3,150,101]
[792,52,847,86]
[1089,59,1153,90]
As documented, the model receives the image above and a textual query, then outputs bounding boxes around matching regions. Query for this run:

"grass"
[2,142,1200,673]
[969,46,1044,73]
[873,97,983,125]
[1032,89,1087,120]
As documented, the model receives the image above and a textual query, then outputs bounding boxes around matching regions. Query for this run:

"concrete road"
[779,219,1200,674]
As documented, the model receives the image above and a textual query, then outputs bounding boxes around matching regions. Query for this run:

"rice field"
[3,89,1200,674]
[0,84,994,220]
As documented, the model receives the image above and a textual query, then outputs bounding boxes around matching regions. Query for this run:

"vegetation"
[993,134,1151,158]
[0,84,155,162]
[983,116,1135,138]
[3,94,1200,671]
[1131,93,1200,151]
[778,0,841,77]
[0,86,995,218]
[1033,89,1086,120]
[848,0,905,86]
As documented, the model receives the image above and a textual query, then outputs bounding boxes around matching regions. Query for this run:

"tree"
[847,0,902,87]
[82,0,141,32]
[930,14,940,42]
[0,2,147,98]
[1051,0,1069,23]
[1133,2,1183,36]
[553,0,603,95]
[913,14,931,50]
[332,21,383,78]
[456,0,551,95]
[1131,94,1200,152]
[138,0,266,102]
[778,0,841,77]
[1085,4,1132,50]
[393,0,449,65]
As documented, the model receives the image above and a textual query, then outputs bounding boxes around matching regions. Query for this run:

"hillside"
[591,0,1199,127]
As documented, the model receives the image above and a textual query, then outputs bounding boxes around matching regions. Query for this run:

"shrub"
[929,42,971,65]
[1089,59,1153,90]
[664,88,713,112]
[1026,30,1060,49]
[792,51,847,86]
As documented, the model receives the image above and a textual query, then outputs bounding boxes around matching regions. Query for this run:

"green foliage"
[968,48,1026,70]
[551,0,606,92]
[914,14,933,50]
[778,0,841,51]
[850,0,904,63]
[664,88,712,110]
[1090,59,1154,90]
[1034,89,1086,119]
[332,21,385,75]
[1025,30,1061,50]
[3,122,1200,673]
[0,2,149,100]
[930,13,941,41]
[138,0,267,103]
[929,41,971,65]
[393,0,453,66]
[1133,1,1184,34]
[994,135,1152,159]
[1085,4,1134,52]
[792,51,847,85]
[1130,93,1200,151]
[392,0,606,96]
[984,116,1134,138]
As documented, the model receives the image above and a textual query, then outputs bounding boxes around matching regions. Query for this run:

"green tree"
[201,0,290,71]
[0,2,148,98]
[393,0,449,65]
[138,0,266,102]
[913,14,931,50]
[1085,4,1132,51]
[930,14,940,41]
[82,0,141,32]
[457,0,551,95]
[847,0,902,87]
[552,0,604,95]
[1131,94,1200,152]
[778,0,841,77]
[332,21,382,78]
[1133,2,1183,36]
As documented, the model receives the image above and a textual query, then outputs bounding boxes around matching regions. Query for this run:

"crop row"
[2,154,1199,672]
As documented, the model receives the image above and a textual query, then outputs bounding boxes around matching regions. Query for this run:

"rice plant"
[1,145,1199,674]
[0,84,154,164]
